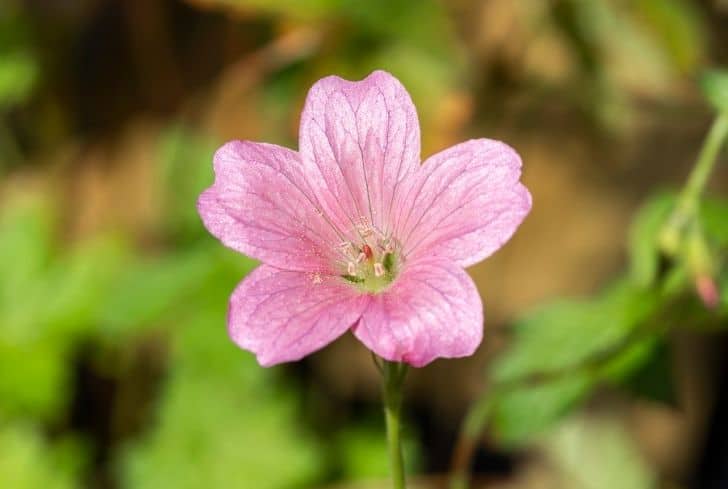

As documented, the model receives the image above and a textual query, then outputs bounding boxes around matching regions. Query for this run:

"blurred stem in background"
[660,113,728,256]
[449,75,728,489]
[660,111,728,307]
[380,359,408,489]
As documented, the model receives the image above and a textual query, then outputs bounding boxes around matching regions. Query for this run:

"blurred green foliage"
[470,188,728,447]
[542,415,656,489]
[0,423,86,489]
[1,0,727,488]
[461,84,728,456]
[701,69,728,115]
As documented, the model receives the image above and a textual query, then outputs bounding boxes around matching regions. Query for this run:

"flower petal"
[197,141,345,272]
[298,70,421,238]
[397,139,531,268]
[352,259,483,367]
[229,265,370,366]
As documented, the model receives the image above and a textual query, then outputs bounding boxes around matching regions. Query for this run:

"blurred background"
[1,0,728,488]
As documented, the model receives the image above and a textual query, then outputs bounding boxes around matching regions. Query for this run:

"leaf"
[542,415,657,489]
[185,0,338,21]
[0,422,85,489]
[98,242,253,337]
[0,51,38,108]
[597,335,659,384]
[700,69,728,115]
[156,124,219,240]
[121,359,324,489]
[628,192,676,288]
[492,280,660,384]
[491,374,594,446]
[0,195,54,330]
[633,0,704,72]
[0,340,69,420]
[621,338,677,406]
[701,196,728,247]
[39,235,131,339]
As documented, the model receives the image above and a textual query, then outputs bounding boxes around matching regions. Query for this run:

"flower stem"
[660,113,728,254]
[680,113,728,213]
[382,360,408,489]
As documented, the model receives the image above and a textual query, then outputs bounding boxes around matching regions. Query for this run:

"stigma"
[338,223,401,293]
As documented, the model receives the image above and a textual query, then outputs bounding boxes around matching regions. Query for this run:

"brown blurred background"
[1,1,728,488]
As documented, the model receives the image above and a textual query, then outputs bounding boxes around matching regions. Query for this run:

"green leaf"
[700,69,728,115]
[633,0,704,72]
[0,195,54,318]
[39,235,131,339]
[597,335,659,384]
[0,50,38,108]
[492,280,660,384]
[0,340,69,420]
[621,339,677,406]
[701,196,728,246]
[121,361,324,489]
[156,125,218,240]
[186,0,338,21]
[491,374,594,446]
[543,415,657,489]
[628,192,676,288]
[98,243,253,337]
[0,422,86,489]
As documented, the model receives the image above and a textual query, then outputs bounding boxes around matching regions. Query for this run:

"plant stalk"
[680,113,728,211]
[659,113,728,255]
[382,360,408,489]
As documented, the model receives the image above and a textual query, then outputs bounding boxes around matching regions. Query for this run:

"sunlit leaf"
[0,422,85,489]
[543,415,657,489]
[0,339,69,420]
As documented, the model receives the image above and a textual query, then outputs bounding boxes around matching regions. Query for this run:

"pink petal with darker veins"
[298,70,421,237]
[197,141,343,273]
[397,139,531,268]
[228,265,371,366]
[352,259,483,367]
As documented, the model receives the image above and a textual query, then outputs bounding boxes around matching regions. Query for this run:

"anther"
[347,262,357,276]
[374,262,385,277]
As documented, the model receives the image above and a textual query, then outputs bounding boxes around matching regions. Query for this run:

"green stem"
[382,360,408,489]
[680,113,728,212]
[660,113,728,254]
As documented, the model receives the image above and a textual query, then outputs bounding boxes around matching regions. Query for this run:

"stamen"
[356,252,366,263]
[347,262,357,276]
[374,262,385,277]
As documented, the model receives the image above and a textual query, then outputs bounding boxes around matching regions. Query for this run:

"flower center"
[337,223,401,294]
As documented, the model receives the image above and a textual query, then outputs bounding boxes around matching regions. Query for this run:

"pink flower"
[198,71,531,367]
